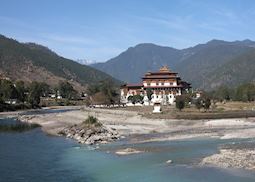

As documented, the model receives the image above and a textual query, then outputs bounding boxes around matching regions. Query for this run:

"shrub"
[176,96,185,111]
[203,97,211,111]
[83,116,102,127]
[195,98,203,111]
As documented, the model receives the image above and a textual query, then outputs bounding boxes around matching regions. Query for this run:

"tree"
[15,80,26,102]
[58,81,77,100]
[40,82,50,97]
[195,98,203,111]
[146,88,153,101]
[100,80,119,104]
[203,97,211,111]
[175,96,185,111]
[219,86,231,101]
[27,82,44,108]
[87,84,100,96]
[0,79,17,101]
[87,79,119,105]
[127,95,144,104]
[234,83,255,102]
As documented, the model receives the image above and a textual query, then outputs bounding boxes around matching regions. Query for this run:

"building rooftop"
[121,83,143,88]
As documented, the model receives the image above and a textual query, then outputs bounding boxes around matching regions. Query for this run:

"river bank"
[13,106,255,171]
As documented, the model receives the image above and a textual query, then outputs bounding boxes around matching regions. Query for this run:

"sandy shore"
[17,107,255,140]
[15,106,255,170]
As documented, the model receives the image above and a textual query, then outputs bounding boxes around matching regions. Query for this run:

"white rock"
[166,160,172,164]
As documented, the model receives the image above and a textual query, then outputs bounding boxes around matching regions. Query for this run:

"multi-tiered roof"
[142,66,190,89]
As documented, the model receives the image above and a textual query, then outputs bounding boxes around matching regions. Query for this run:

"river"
[1,116,255,182]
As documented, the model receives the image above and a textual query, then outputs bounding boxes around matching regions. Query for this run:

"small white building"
[152,102,162,113]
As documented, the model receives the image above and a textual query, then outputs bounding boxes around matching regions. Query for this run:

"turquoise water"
[1,117,255,182]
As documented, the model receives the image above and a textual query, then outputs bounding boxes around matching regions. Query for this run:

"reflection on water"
[0,118,255,182]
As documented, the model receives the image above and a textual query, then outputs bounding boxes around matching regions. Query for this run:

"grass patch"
[0,123,41,132]
[82,116,102,127]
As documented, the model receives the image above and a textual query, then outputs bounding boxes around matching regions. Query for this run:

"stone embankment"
[59,124,120,145]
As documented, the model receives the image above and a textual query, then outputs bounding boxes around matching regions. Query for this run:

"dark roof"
[121,83,143,88]
[142,75,180,79]
[180,81,192,88]
[144,85,184,88]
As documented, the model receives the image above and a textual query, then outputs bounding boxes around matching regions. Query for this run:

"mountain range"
[0,35,119,91]
[92,40,255,90]
[1,33,255,91]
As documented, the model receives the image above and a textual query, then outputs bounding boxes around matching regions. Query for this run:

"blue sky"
[1,0,255,62]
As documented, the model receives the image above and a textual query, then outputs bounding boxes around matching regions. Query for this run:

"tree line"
[0,79,78,110]
[86,79,119,106]
[175,82,255,111]
[208,83,255,102]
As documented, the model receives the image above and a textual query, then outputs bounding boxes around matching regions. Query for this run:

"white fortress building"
[120,66,191,105]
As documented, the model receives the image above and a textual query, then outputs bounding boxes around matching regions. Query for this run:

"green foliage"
[203,97,211,111]
[87,84,100,96]
[15,81,26,102]
[87,79,119,105]
[40,82,51,97]
[58,81,77,100]
[175,96,185,111]
[195,98,203,110]
[212,86,232,101]
[146,88,153,101]
[234,83,255,102]
[100,80,119,104]
[127,95,144,104]
[83,116,102,127]
[210,83,255,102]
[0,79,17,100]
[27,82,48,108]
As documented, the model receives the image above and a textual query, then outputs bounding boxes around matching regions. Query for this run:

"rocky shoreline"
[13,107,255,170]
[201,148,255,170]
[58,123,121,145]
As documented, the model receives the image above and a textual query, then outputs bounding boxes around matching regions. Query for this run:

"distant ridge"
[0,34,120,91]
[92,40,255,90]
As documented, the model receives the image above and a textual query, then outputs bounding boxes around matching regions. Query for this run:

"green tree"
[15,80,26,102]
[0,79,17,101]
[88,79,119,105]
[100,80,118,104]
[58,81,77,100]
[40,82,50,97]
[146,88,153,101]
[87,84,100,96]
[195,98,203,111]
[234,83,255,102]
[175,96,185,111]
[127,95,144,104]
[214,86,231,101]
[27,82,44,108]
[203,97,211,111]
